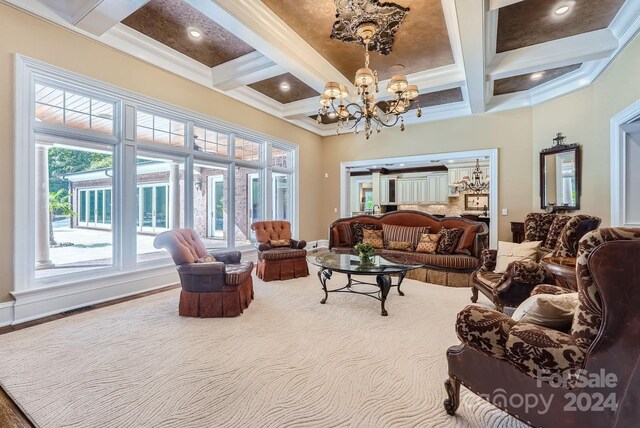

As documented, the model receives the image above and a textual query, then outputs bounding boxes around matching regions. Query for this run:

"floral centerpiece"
[354,242,375,265]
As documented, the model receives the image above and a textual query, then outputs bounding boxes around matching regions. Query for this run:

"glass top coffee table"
[308,250,424,316]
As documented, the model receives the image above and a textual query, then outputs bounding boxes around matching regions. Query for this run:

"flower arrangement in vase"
[354,242,375,265]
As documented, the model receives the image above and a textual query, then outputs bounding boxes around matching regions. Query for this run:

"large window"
[20,70,297,289]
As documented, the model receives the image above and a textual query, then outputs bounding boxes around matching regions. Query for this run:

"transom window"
[235,137,262,162]
[136,111,185,147]
[194,126,229,156]
[35,83,114,135]
[271,146,291,169]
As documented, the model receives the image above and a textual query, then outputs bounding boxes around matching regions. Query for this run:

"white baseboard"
[0,301,15,327]
[11,266,179,325]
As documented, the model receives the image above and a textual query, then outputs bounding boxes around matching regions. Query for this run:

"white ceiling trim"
[455,0,488,114]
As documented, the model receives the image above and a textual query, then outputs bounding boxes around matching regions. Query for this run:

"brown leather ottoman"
[256,248,309,282]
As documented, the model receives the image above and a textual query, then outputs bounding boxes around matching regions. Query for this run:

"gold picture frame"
[464,194,489,211]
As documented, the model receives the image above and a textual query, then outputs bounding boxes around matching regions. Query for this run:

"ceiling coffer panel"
[248,73,320,104]
[493,64,582,96]
[496,0,625,53]
[122,0,255,68]
[260,0,454,80]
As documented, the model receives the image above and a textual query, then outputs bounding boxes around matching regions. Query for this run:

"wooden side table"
[540,257,578,291]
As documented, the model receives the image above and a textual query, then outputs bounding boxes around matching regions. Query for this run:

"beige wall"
[0,4,324,302]
[532,34,640,225]
[321,108,534,242]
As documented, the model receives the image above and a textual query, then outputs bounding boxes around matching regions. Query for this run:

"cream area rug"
[0,273,525,428]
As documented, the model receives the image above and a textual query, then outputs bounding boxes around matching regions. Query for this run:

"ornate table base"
[317,269,407,316]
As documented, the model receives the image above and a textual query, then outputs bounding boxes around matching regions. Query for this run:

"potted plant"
[354,242,375,265]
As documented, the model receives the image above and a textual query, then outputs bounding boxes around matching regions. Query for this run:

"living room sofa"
[328,211,488,287]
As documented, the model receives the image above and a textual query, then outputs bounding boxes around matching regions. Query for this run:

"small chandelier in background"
[455,159,489,194]
[316,1,422,139]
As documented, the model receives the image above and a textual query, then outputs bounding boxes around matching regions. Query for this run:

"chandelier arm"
[372,113,400,128]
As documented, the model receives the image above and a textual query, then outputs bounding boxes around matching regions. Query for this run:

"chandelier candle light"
[317,18,421,139]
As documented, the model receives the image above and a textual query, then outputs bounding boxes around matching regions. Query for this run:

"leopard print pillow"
[362,229,384,249]
[416,233,440,254]
[351,222,378,244]
[436,228,464,255]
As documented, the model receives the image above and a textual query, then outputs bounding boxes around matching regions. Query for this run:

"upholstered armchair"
[445,228,640,427]
[250,220,309,281]
[472,213,600,311]
[153,228,254,317]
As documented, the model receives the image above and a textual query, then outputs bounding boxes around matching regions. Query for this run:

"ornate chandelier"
[456,159,490,194]
[316,1,421,139]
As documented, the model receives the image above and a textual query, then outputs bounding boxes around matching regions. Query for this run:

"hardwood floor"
[0,284,180,427]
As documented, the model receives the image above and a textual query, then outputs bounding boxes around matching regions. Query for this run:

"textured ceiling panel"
[122,0,255,67]
[309,87,463,124]
[248,73,320,104]
[496,0,625,53]
[261,0,454,81]
[493,64,582,95]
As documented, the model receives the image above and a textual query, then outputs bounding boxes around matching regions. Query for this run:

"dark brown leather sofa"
[445,228,640,427]
[328,211,488,287]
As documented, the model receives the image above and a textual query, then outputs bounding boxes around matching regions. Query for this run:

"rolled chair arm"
[290,239,307,249]
[256,243,272,252]
[503,260,548,285]
[531,283,574,296]
[207,250,241,264]
[479,248,497,271]
[177,262,225,276]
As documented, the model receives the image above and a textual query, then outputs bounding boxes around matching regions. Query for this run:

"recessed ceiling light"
[554,5,570,15]
[399,163,405,166]
[530,72,545,81]
[328,111,337,119]
[188,27,202,39]
[448,160,454,163]
[279,82,291,91]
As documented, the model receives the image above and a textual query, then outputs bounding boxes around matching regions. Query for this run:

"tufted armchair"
[153,228,254,317]
[445,228,640,427]
[472,213,600,311]
[250,220,309,281]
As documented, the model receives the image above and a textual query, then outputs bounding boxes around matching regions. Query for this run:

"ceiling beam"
[488,29,619,80]
[455,0,489,114]
[210,52,285,91]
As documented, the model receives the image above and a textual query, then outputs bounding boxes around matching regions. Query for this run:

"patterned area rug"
[0,274,524,427]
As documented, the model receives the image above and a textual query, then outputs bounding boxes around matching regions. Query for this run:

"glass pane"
[65,111,91,131]
[170,134,184,147]
[194,162,228,249]
[36,144,113,279]
[154,116,170,132]
[271,147,290,169]
[137,111,153,129]
[91,117,113,135]
[35,84,64,107]
[137,126,153,142]
[35,104,64,125]
[154,131,170,145]
[65,92,91,114]
[235,166,262,247]
[273,173,290,221]
[170,121,184,135]
[235,138,261,162]
[137,152,185,262]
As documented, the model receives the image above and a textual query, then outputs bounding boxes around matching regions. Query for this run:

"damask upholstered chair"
[472,213,600,311]
[445,228,640,427]
[250,221,309,281]
[153,228,254,317]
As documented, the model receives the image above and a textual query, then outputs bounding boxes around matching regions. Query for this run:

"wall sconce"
[195,176,203,191]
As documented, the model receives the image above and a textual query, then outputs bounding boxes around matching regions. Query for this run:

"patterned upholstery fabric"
[474,271,504,289]
[352,222,378,244]
[532,284,573,296]
[479,248,497,271]
[506,260,551,286]
[552,215,602,258]
[196,255,217,263]
[335,223,354,246]
[524,213,555,242]
[415,233,440,254]
[362,229,384,249]
[387,241,413,251]
[571,228,640,351]
[377,249,479,270]
[437,228,463,255]
[269,239,291,247]
[543,215,570,251]
[260,248,307,260]
[224,261,254,285]
[505,323,584,379]
[381,224,429,248]
[456,305,517,359]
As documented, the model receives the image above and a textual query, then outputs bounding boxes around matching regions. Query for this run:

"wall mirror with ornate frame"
[540,133,581,211]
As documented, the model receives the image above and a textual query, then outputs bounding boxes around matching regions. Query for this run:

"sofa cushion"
[269,239,291,247]
[224,261,254,285]
[196,255,217,263]
[335,223,354,246]
[351,222,378,244]
[416,233,440,254]
[494,240,542,274]
[455,224,482,255]
[377,249,480,270]
[437,228,464,255]
[512,293,579,330]
[382,224,429,248]
[362,229,384,249]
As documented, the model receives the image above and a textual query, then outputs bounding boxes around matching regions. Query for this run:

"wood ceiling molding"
[308,87,463,124]
[260,0,454,80]
[122,0,255,67]
[496,0,626,53]
[248,73,320,104]
[493,64,582,95]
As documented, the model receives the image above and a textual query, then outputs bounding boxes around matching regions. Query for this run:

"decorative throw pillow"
[362,229,384,249]
[543,215,570,251]
[196,255,217,263]
[416,233,440,254]
[454,224,482,256]
[351,222,377,244]
[269,239,291,247]
[494,240,542,274]
[335,223,354,246]
[436,228,464,255]
[512,293,579,330]
[387,241,413,251]
[382,224,430,249]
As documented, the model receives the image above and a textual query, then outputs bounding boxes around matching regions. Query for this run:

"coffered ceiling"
[11,0,640,136]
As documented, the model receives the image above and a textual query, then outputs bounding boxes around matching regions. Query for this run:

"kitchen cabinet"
[395,175,447,204]
[380,176,397,204]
